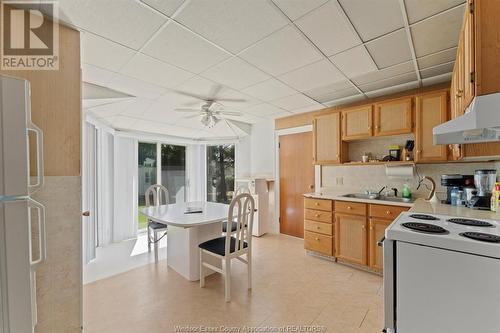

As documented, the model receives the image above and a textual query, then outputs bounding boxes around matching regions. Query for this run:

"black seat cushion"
[199,237,247,256]
[222,221,238,232]
[148,221,167,230]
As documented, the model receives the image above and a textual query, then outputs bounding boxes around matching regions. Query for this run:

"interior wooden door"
[415,91,448,162]
[334,213,367,265]
[341,105,373,140]
[368,218,391,271]
[279,132,314,238]
[373,98,413,137]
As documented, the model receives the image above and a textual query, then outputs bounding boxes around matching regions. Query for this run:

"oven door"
[382,237,396,333]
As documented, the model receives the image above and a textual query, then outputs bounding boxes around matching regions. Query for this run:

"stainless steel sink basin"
[340,193,414,203]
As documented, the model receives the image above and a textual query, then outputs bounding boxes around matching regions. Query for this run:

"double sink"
[341,193,414,204]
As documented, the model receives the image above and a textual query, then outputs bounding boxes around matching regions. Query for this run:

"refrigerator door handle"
[28,198,46,268]
[27,121,44,194]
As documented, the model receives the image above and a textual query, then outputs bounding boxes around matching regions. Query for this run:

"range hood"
[433,93,500,144]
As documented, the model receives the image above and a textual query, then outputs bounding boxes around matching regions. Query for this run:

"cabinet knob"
[386,210,391,215]
[315,202,319,206]
[370,226,373,230]
[361,225,365,230]
[315,237,320,241]
[316,226,320,230]
[315,214,320,217]
[347,206,352,210]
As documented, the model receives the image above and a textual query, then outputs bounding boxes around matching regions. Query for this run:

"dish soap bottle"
[402,184,412,201]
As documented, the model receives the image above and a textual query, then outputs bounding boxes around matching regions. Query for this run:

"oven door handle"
[377,236,385,247]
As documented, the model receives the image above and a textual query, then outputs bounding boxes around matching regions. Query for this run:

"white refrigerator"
[0,75,46,333]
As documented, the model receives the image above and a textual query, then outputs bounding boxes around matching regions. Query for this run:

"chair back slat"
[145,184,169,207]
[226,193,255,256]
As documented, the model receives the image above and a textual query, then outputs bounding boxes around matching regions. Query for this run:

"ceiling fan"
[175,100,243,128]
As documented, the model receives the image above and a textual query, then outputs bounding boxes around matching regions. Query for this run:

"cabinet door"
[313,113,341,164]
[455,38,465,117]
[463,0,475,109]
[341,105,372,140]
[368,218,391,271]
[373,98,413,136]
[334,213,367,265]
[415,91,448,162]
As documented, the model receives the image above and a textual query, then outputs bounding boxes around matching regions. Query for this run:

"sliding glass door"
[206,145,235,204]
[138,142,186,231]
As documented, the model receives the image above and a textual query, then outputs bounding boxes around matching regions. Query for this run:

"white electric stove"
[383,212,500,333]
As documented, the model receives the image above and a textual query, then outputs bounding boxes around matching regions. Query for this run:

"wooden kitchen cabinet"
[313,112,343,164]
[415,91,449,162]
[304,198,333,256]
[462,0,475,109]
[373,97,413,137]
[368,218,391,271]
[341,105,373,140]
[335,213,367,266]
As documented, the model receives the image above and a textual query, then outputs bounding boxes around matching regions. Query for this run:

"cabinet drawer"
[335,201,367,216]
[304,231,333,256]
[369,204,409,219]
[305,220,333,236]
[304,198,332,211]
[305,209,332,223]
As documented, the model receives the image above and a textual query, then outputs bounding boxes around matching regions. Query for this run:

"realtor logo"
[1,1,59,70]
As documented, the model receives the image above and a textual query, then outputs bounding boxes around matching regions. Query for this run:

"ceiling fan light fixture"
[201,114,211,126]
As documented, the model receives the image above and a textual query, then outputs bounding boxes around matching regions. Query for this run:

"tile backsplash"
[321,162,499,199]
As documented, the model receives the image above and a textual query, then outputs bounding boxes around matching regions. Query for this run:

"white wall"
[250,120,275,177]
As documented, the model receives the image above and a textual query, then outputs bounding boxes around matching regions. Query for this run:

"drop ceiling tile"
[105,115,138,129]
[417,47,457,69]
[175,0,288,53]
[295,1,361,56]
[352,61,414,85]
[421,72,452,86]
[244,103,286,117]
[289,104,324,114]
[330,45,377,78]
[57,0,167,50]
[107,73,167,99]
[200,57,270,90]
[121,54,194,89]
[241,78,297,102]
[411,4,465,57]
[267,112,294,120]
[143,23,231,74]
[420,62,454,78]
[119,98,155,117]
[405,0,465,24]
[81,32,136,72]
[240,26,322,76]
[140,0,184,17]
[305,80,355,99]
[271,93,320,111]
[82,64,116,86]
[359,72,418,93]
[86,99,137,117]
[365,29,412,68]
[323,94,365,107]
[273,0,329,20]
[312,86,360,104]
[365,81,420,98]
[278,60,344,92]
[338,0,404,41]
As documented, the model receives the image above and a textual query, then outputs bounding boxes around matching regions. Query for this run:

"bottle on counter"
[493,182,500,212]
[402,183,412,200]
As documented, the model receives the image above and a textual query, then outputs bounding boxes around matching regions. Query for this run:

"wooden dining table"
[140,201,230,281]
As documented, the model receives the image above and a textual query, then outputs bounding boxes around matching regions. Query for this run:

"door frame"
[274,125,320,235]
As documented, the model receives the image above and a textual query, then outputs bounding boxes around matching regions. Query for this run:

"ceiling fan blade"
[218,111,242,116]
[174,108,202,112]
[171,90,207,101]
[208,85,223,99]
[215,98,246,103]
[183,114,201,119]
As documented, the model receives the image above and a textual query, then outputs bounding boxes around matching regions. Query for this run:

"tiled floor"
[84,234,383,333]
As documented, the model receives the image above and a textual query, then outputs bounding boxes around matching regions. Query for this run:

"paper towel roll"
[385,164,415,179]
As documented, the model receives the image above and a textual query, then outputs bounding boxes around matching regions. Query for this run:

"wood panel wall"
[0,19,81,176]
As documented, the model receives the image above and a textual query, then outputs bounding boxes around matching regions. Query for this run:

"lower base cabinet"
[304,231,333,256]
[334,213,367,265]
[368,218,392,271]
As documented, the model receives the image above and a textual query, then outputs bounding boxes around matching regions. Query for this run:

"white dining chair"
[145,184,169,263]
[222,186,251,234]
[199,193,255,302]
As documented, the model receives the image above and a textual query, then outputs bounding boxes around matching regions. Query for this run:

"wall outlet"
[336,177,343,185]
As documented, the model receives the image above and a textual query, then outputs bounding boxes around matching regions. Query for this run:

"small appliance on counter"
[469,169,497,210]
[440,174,474,204]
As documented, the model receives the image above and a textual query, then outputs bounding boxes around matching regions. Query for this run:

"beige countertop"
[303,191,414,207]
[410,199,500,220]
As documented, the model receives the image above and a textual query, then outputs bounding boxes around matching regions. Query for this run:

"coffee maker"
[440,174,474,204]
[469,169,497,210]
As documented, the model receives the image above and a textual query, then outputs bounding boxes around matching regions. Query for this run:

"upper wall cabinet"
[341,105,373,141]
[313,112,342,165]
[373,97,413,137]
[415,91,448,162]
